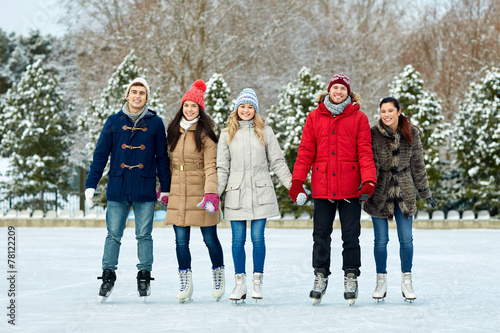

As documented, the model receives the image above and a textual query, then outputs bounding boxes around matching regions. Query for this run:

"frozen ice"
[0,227,499,332]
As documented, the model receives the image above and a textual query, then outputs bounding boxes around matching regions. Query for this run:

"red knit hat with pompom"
[181,80,207,110]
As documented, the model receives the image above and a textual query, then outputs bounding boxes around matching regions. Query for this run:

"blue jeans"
[102,200,155,271]
[231,219,266,274]
[173,225,224,270]
[372,203,414,274]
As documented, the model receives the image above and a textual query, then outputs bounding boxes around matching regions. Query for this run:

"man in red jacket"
[289,73,376,306]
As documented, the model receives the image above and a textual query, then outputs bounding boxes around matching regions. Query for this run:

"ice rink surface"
[1,226,499,332]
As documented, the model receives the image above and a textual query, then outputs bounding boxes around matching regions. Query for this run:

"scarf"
[323,95,352,116]
[122,102,148,126]
[180,116,200,131]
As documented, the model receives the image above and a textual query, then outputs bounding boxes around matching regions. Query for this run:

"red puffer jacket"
[292,97,376,200]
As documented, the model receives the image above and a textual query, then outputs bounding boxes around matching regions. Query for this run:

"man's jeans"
[372,203,414,274]
[102,200,155,271]
[231,219,267,274]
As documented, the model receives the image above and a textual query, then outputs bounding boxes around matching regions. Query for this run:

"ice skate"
[176,269,193,303]
[309,270,328,306]
[230,273,247,304]
[137,270,154,302]
[344,271,358,306]
[402,272,416,303]
[252,273,263,302]
[97,269,116,303]
[372,273,387,303]
[212,266,225,301]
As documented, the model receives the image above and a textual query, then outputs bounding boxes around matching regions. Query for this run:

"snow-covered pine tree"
[205,73,232,136]
[79,50,146,206]
[267,67,325,217]
[389,64,449,208]
[452,67,500,216]
[0,59,73,211]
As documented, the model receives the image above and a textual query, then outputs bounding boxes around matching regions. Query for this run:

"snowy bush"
[452,67,500,215]
[267,67,325,217]
[0,59,73,211]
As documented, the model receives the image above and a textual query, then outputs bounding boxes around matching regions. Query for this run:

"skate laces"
[179,270,190,291]
[213,268,223,290]
[313,274,326,292]
[345,274,358,293]
[403,275,414,293]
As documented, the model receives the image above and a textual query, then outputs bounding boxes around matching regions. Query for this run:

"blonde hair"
[224,110,266,144]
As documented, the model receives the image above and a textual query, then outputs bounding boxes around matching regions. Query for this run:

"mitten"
[157,188,169,205]
[426,196,436,208]
[357,182,375,202]
[289,180,307,205]
[197,193,220,214]
[85,188,95,208]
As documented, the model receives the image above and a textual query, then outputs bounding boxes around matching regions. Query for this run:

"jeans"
[312,199,361,277]
[231,219,267,274]
[102,200,155,271]
[173,225,224,270]
[372,202,414,274]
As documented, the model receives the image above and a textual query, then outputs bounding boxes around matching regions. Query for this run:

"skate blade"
[404,298,415,304]
[230,299,246,304]
[177,298,193,304]
[348,299,356,306]
[312,297,322,306]
[99,296,108,303]
[374,298,385,303]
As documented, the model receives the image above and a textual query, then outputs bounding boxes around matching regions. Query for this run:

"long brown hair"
[167,105,218,152]
[379,97,422,145]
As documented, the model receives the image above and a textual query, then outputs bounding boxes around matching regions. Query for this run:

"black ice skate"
[137,270,155,302]
[310,270,328,306]
[344,271,358,306]
[97,269,116,303]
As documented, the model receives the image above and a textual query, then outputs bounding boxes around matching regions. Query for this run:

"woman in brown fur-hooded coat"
[363,100,433,220]
[363,96,436,301]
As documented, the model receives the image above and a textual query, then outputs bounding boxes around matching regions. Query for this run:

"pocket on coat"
[225,181,241,209]
[256,181,276,205]
[340,161,361,197]
[311,162,327,197]
[138,170,156,197]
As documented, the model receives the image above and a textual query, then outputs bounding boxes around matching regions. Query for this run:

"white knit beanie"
[125,77,150,101]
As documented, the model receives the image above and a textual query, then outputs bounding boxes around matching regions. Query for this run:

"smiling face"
[328,83,349,104]
[380,102,402,130]
[126,84,148,113]
[237,103,256,121]
[182,100,200,121]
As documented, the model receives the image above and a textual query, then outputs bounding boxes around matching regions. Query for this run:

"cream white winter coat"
[217,120,292,220]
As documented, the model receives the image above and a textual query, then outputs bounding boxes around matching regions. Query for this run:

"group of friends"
[85,73,435,305]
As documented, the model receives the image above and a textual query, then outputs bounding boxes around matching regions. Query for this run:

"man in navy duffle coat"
[85,77,170,301]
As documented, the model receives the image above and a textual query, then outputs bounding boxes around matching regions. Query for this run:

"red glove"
[289,180,307,204]
[197,193,220,214]
[157,188,169,205]
[357,182,375,202]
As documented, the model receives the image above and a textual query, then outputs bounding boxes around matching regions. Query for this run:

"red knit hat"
[181,80,207,110]
[327,73,351,96]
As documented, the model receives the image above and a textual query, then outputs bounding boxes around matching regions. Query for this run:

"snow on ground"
[1,226,499,332]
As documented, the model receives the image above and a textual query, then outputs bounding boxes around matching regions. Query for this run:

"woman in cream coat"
[217,88,292,302]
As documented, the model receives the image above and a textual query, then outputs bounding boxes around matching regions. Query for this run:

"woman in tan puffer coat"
[163,80,224,303]
[217,88,292,302]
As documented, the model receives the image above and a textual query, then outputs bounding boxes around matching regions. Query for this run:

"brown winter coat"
[363,120,432,219]
[165,123,221,226]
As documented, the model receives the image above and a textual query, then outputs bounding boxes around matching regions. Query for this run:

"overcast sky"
[0,0,64,36]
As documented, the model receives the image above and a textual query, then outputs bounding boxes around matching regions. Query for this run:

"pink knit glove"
[157,188,169,205]
[197,193,220,214]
